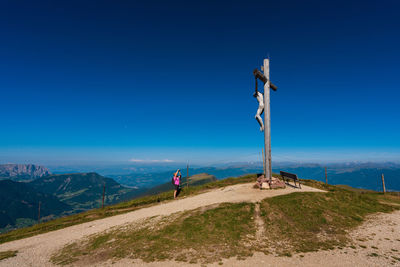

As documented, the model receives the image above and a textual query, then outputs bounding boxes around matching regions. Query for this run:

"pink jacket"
[173,175,180,185]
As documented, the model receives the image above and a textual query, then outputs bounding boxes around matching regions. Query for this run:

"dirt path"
[0,183,323,267]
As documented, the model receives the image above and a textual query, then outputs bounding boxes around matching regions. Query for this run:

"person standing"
[173,169,181,199]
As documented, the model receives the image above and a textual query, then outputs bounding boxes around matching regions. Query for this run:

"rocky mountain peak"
[0,164,51,180]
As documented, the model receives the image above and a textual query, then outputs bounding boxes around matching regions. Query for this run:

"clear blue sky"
[1,0,399,164]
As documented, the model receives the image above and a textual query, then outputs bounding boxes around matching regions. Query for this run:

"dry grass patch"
[51,202,256,265]
[0,250,18,261]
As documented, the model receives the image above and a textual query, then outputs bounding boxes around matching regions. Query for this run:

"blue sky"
[1,0,399,165]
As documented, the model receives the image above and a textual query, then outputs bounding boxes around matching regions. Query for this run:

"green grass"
[51,202,256,265]
[259,180,398,255]
[0,250,18,261]
[368,252,379,257]
[0,174,259,245]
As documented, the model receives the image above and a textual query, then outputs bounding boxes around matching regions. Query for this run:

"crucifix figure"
[253,79,264,132]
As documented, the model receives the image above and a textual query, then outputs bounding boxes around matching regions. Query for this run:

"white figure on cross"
[254,84,264,132]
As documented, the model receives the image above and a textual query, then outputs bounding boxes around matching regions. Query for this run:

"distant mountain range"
[0,164,51,181]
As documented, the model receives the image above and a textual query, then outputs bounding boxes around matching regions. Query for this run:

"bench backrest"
[280,171,298,180]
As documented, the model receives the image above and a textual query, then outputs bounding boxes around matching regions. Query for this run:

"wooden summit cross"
[253,58,277,183]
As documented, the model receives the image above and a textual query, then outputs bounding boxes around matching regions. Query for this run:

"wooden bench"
[280,171,302,189]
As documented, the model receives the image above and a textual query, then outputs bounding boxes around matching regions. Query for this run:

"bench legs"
[283,178,301,189]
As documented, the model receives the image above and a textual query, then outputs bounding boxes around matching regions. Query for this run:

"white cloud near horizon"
[129,158,175,163]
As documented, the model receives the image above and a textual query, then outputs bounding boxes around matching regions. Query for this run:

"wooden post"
[38,201,41,223]
[102,184,106,208]
[381,173,386,194]
[263,58,272,183]
[325,167,328,184]
[187,162,189,189]
[262,147,265,177]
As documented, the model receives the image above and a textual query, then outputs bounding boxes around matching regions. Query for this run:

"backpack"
[171,177,175,185]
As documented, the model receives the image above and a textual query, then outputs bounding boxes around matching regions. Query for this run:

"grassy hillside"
[0,180,71,231]
[29,173,141,212]
[51,180,400,265]
[185,173,218,186]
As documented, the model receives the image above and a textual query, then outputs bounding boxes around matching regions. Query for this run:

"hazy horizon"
[1,147,399,168]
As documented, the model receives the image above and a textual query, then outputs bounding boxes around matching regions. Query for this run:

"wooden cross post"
[263,59,272,182]
[253,58,277,184]
[262,147,265,177]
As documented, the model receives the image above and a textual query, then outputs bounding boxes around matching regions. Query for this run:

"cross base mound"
[255,174,286,190]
